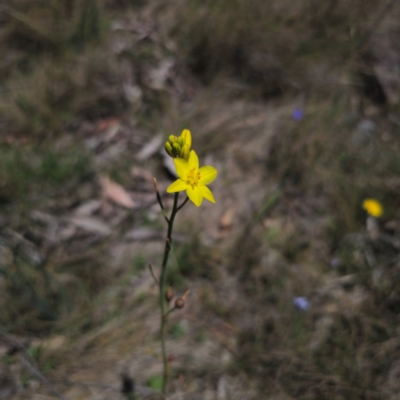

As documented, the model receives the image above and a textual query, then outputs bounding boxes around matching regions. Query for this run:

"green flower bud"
[173,142,181,154]
[165,142,174,157]
[165,130,193,159]
[180,144,190,160]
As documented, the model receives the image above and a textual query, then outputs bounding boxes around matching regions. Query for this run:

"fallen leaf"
[125,228,163,241]
[123,84,142,104]
[73,200,101,216]
[95,117,122,132]
[148,59,175,90]
[136,133,163,161]
[103,122,121,141]
[64,216,112,236]
[100,176,136,209]
[219,208,235,230]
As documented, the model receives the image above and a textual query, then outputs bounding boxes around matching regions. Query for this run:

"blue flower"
[292,108,304,121]
[330,258,341,268]
[293,296,310,311]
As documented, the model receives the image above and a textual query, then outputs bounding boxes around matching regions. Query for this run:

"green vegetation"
[147,374,163,392]
[1,0,400,399]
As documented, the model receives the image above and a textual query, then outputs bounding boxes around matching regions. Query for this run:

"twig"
[148,263,159,285]
[153,178,169,223]
[6,8,58,42]
[20,357,68,400]
[0,330,67,400]
[164,306,177,318]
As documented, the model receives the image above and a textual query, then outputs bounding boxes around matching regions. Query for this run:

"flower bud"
[165,142,174,157]
[172,142,181,154]
[175,290,190,309]
[165,287,174,302]
[175,297,185,309]
[181,129,191,148]
[180,144,189,160]
[165,130,193,159]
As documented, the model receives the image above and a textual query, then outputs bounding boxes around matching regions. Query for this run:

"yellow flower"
[363,199,383,218]
[165,129,192,160]
[167,150,217,207]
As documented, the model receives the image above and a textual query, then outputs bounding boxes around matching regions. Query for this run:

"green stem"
[176,196,189,212]
[159,192,179,397]
[148,264,159,285]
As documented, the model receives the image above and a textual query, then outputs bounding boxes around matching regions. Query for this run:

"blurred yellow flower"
[363,199,383,218]
[167,150,217,207]
[165,129,192,160]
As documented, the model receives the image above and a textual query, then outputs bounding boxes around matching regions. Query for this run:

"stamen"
[187,167,199,187]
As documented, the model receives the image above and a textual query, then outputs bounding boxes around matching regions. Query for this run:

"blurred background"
[1,0,400,398]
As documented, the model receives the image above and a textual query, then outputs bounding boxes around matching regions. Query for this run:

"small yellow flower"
[165,129,192,160]
[363,199,383,218]
[167,150,217,207]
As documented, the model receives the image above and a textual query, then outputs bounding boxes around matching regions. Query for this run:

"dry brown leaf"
[100,176,136,209]
[219,208,235,230]
[95,117,122,132]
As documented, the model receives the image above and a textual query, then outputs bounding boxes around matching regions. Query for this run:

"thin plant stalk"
[159,192,180,397]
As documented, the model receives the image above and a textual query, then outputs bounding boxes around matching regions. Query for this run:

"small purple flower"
[292,108,304,121]
[293,296,310,311]
[330,258,341,268]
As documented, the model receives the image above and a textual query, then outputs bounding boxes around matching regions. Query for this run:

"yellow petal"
[187,185,203,207]
[188,150,199,169]
[167,179,187,193]
[181,129,192,148]
[173,158,189,180]
[198,166,217,185]
[201,186,215,203]
[363,199,383,217]
[180,144,190,160]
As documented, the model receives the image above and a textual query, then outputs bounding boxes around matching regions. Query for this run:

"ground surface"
[2,1,400,399]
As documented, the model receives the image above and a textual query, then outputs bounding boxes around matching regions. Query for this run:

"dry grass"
[2,0,400,399]
[169,0,385,98]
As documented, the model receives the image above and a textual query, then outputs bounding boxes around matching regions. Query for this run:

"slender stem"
[148,264,159,285]
[163,306,177,319]
[176,196,189,212]
[159,192,179,397]
[154,178,169,223]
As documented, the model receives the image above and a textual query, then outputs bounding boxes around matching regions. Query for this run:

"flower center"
[186,167,201,189]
